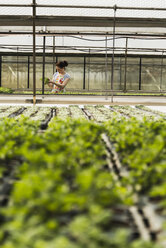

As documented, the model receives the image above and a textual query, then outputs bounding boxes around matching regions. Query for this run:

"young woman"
[48,60,70,93]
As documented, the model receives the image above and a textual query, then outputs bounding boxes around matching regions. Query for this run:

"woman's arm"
[49,78,70,89]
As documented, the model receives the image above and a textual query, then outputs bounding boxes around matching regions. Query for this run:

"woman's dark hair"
[56,60,68,68]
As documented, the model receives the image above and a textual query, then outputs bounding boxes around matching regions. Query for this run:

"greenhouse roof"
[0,0,166,29]
[0,0,166,55]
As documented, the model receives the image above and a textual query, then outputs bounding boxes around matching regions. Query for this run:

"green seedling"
[40,77,50,85]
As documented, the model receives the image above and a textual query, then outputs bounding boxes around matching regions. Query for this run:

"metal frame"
[0,3,166,100]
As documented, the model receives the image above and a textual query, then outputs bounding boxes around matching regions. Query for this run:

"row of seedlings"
[96,105,126,120]
[101,133,165,245]
[69,105,88,120]
[14,106,53,129]
[135,105,166,118]
[55,106,71,120]
[55,105,88,120]
[15,106,41,119]
[0,105,55,130]
[0,106,10,114]
[111,105,161,120]
[83,105,111,122]
[83,105,129,122]
[0,106,25,119]
[50,105,115,123]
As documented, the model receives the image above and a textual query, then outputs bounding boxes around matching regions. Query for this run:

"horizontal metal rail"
[0,31,166,38]
[1,45,166,54]
[0,4,166,11]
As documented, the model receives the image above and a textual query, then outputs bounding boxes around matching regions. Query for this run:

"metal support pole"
[124,37,128,92]
[87,49,90,91]
[32,0,36,104]
[42,36,46,95]
[105,35,108,100]
[53,36,55,74]
[27,56,30,89]
[119,57,122,90]
[83,56,86,90]
[139,57,142,90]
[17,47,19,89]
[111,5,117,103]
[160,51,164,92]
[0,56,1,87]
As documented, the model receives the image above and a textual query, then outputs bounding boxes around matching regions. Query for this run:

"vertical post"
[42,36,46,95]
[87,49,90,91]
[0,56,1,87]
[119,57,122,90]
[105,35,108,100]
[32,0,36,104]
[56,56,58,73]
[160,51,164,92]
[17,47,19,89]
[139,57,142,90]
[111,5,117,103]
[83,56,86,90]
[53,36,55,74]
[27,56,30,89]
[124,37,128,92]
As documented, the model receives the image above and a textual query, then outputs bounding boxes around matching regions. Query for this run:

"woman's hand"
[48,79,54,86]
[48,79,55,88]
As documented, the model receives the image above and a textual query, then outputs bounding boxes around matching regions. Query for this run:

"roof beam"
[0,16,166,28]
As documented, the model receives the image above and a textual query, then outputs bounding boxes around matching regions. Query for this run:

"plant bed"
[40,108,54,130]
[0,110,165,247]
[8,107,26,118]
[0,87,14,94]
[0,118,163,247]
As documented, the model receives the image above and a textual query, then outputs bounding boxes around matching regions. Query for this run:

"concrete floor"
[0,94,166,106]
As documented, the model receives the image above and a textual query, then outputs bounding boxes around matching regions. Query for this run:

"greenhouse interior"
[0,1,166,248]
